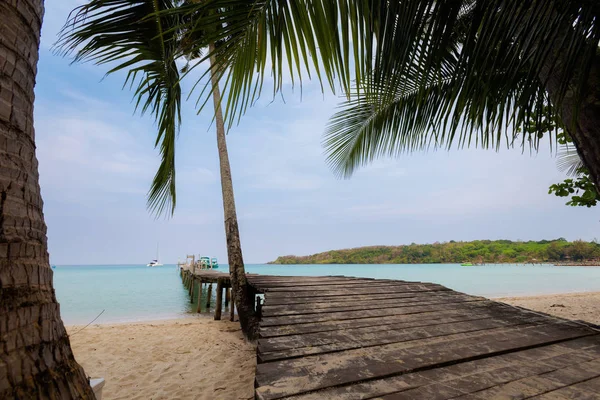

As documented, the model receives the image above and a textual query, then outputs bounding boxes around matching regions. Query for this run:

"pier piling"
[230,290,235,322]
[189,277,195,303]
[215,278,223,320]
[206,283,212,309]
[196,278,203,313]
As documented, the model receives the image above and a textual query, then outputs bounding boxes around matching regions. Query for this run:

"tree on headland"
[0,1,94,397]
[57,0,260,339]
[270,240,600,265]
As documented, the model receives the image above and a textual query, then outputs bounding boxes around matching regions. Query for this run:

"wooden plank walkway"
[247,275,600,400]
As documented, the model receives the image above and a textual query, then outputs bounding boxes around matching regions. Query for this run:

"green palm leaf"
[173,0,375,129]
[326,0,599,176]
[56,0,182,216]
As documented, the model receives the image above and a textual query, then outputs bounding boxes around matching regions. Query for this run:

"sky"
[35,2,598,265]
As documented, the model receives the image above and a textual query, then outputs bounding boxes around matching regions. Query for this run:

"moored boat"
[147,243,163,267]
[199,256,218,269]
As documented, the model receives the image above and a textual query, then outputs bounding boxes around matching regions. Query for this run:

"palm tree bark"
[543,51,600,190]
[0,1,94,398]
[208,45,258,340]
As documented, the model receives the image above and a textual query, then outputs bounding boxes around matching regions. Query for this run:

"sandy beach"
[67,317,255,400]
[497,291,600,325]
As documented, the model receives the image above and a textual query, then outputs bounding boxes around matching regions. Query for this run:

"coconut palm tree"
[0,1,94,397]
[57,0,259,338]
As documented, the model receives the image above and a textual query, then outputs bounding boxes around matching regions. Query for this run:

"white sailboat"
[147,243,163,267]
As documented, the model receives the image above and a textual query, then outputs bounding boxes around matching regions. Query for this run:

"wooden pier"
[248,275,600,400]
[179,266,234,321]
[179,270,600,399]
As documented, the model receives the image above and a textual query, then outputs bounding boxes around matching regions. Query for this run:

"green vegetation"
[270,239,600,265]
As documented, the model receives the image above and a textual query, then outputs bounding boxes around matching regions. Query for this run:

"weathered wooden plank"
[248,279,378,288]
[281,338,600,400]
[258,309,550,353]
[258,317,551,362]
[452,360,600,400]
[461,358,600,399]
[247,276,368,285]
[261,281,439,292]
[255,323,595,399]
[264,288,449,301]
[259,314,509,350]
[263,290,465,307]
[428,358,600,400]
[261,293,478,317]
[259,302,512,338]
[259,298,487,327]
[265,290,468,311]
[538,376,600,399]
[264,284,448,299]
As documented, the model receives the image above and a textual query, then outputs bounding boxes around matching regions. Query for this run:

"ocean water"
[54,263,600,325]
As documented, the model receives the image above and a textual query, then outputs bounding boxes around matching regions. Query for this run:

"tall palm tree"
[58,0,259,338]
[0,1,94,397]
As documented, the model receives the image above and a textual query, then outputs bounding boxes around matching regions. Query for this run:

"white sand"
[67,317,255,400]
[497,291,600,325]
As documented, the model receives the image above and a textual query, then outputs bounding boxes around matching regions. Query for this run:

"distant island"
[269,239,600,265]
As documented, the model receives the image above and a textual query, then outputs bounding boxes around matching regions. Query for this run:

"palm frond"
[172,0,375,129]
[56,0,182,217]
[327,0,599,176]
[557,146,586,176]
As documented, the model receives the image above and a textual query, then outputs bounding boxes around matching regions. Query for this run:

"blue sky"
[36,2,598,265]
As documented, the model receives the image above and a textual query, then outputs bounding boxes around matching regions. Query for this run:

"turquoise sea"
[54,263,600,325]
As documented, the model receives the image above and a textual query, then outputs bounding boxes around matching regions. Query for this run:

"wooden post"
[197,278,203,313]
[206,283,212,309]
[214,279,223,320]
[229,288,235,322]
[225,287,230,307]
[189,277,195,303]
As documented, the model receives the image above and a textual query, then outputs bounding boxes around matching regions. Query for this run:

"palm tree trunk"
[208,45,258,340]
[0,1,94,398]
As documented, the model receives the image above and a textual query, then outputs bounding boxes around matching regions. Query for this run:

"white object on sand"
[90,378,105,400]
